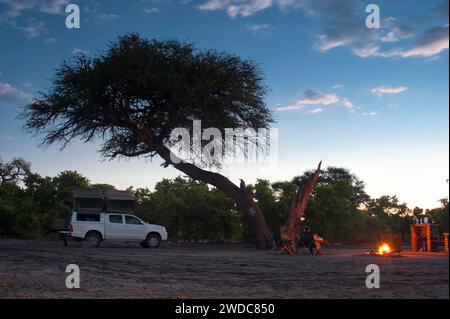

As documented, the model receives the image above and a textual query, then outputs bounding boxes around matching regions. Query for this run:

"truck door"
[106,214,125,239]
[124,215,146,240]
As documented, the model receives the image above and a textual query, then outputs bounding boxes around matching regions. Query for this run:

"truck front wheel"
[144,233,161,248]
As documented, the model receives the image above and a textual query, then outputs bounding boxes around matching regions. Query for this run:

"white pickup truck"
[69,211,168,248]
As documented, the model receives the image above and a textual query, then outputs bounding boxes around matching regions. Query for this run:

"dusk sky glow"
[0,0,448,209]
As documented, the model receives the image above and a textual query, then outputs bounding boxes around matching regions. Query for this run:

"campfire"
[367,243,395,256]
[377,243,391,255]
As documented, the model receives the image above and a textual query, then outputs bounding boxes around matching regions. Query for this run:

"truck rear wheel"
[144,233,161,248]
[85,231,102,248]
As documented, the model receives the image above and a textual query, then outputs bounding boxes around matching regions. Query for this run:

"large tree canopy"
[22,33,272,159]
[21,33,278,248]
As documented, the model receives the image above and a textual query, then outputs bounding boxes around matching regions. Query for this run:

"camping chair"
[272,230,296,255]
[279,239,296,255]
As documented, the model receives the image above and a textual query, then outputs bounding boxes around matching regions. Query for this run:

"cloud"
[0,0,117,25]
[303,2,446,59]
[227,0,272,18]
[83,5,119,24]
[0,1,67,39]
[352,43,380,57]
[363,111,377,116]
[0,0,69,18]
[371,86,408,96]
[14,18,47,38]
[247,23,271,32]
[0,82,32,106]
[305,0,374,52]
[300,90,340,105]
[276,88,359,113]
[198,0,227,11]
[315,36,352,52]
[198,0,273,18]
[144,7,160,14]
[341,98,353,109]
[311,4,423,58]
[425,0,449,22]
[354,25,449,58]
[275,104,300,112]
[246,23,273,35]
[379,17,415,43]
[308,108,323,114]
[72,48,89,55]
[38,0,69,14]
[0,135,14,142]
[275,104,300,111]
[389,25,448,58]
[195,0,448,59]
[0,0,34,18]
[45,37,56,43]
[276,89,342,111]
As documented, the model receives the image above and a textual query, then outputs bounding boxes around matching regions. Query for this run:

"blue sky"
[0,0,448,209]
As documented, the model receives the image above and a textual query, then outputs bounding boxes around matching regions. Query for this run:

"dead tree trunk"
[280,161,322,245]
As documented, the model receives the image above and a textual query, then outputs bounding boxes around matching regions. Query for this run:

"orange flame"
[378,243,391,255]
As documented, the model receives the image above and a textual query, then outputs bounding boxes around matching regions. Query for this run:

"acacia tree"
[21,33,318,249]
[0,157,31,186]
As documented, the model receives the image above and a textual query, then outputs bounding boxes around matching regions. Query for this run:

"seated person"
[421,236,428,252]
[298,226,316,255]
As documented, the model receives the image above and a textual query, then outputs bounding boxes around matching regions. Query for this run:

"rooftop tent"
[103,189,134,201]
[104,189,135,213]
[73,188,103,211]
[73,188,103,198]
[71,189,135,213]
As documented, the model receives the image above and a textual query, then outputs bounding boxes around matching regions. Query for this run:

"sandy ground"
[0,239,448,299]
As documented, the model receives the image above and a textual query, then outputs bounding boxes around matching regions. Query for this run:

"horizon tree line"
[1,156,448,243]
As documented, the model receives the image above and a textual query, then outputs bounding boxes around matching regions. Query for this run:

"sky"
[0,0,448,209]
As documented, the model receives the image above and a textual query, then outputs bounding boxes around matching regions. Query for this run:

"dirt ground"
[0,239,448,299]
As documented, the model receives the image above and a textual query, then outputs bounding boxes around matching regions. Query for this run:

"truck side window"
[125,216,143,225]
[109,215,123,224]
[76,213,100,222]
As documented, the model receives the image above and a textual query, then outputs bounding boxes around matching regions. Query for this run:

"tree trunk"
[153,143,273,249]
[139,129,319,250]
[280,161,322,244]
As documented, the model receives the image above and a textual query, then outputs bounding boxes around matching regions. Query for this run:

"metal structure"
[410,223,447,253]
